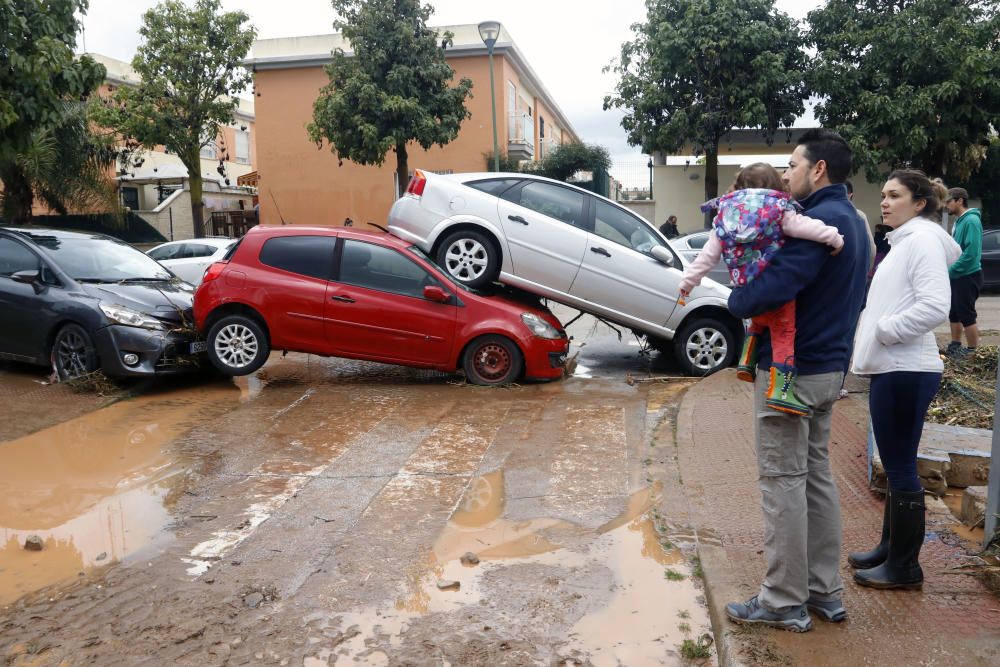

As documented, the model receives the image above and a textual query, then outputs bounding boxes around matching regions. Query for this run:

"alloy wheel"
[684,327,728,372]
[214,323,260,369]
[444,238,489,282]
[56,330,91,378]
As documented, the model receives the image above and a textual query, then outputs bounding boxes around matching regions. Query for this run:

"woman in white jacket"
[849,170,961,590]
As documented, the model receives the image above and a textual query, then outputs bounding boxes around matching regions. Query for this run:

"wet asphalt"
[0,312,713,666]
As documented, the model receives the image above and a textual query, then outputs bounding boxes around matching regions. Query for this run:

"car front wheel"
[207,315,270,376]
[673,317,736,377]
[462,334,524,385]
[52,323,99,380]
[435,229,500,289]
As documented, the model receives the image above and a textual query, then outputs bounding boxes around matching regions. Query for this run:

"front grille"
[549,351,568,368]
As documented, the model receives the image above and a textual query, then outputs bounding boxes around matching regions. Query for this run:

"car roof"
[0,226,120,243]
[152,237,235,248]
[245,225,413,251]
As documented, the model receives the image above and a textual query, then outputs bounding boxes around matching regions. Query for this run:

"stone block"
[960,486,988,528]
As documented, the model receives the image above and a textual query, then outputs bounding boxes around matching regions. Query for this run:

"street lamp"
[478,20,501,173]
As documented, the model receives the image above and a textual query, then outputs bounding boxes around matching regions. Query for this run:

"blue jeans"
[869,371,942,493]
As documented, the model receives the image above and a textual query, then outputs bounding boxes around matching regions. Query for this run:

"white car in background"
[670,231,733,287]
[388,170,741,376]
[146,238,236,285]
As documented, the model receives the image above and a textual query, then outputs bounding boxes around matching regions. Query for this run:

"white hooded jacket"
[852,217,961,376]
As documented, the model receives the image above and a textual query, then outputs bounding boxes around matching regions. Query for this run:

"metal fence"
[610,156,653,199]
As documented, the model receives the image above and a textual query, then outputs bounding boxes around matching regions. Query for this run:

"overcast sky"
[79,0,823,183]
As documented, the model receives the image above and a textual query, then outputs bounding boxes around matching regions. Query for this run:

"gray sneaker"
[725,595,813,632]
[806,595,847,622]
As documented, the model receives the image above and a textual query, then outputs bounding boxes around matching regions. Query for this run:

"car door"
[982,230,1000,288]
[569,199,681,328]
[170,243,220,284]
[255,235,337,353]
[0,237,52,361]
[496,181,589,293]
[325,239,457,365]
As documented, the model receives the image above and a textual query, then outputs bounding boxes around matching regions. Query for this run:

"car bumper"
[94,324,204,377]
[522,336,570,380]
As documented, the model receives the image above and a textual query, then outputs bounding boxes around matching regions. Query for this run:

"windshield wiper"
[117,276,172,283]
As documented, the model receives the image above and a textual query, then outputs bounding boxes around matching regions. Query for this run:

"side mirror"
[11,270,40,285]
[423,285,450,303]
[651,246,674,267]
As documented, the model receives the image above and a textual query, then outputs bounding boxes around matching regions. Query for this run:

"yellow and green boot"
[735,333,759,382]
[765,362,811,416]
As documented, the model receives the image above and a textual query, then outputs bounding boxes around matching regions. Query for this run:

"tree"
[95,0,256,238]
[960,137,1000,227]
[531,142,612,182]
[808,0,1000,182]
[605,0,807,214]
[0,0,107,223]
[308,0,473,198]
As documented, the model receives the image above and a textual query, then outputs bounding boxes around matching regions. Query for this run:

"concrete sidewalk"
[674,370,1000,666]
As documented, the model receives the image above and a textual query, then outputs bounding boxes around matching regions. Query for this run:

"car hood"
[465,285,564,331]
[80,281,195,325]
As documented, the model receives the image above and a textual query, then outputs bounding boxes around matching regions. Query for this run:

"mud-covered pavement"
[1,316,714,666]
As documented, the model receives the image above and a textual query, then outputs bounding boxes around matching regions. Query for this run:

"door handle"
[508,215,529,225]
[330,295,355,303]
[590,247,611,257]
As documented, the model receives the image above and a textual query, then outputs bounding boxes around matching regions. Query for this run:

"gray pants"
[754,370,844,610]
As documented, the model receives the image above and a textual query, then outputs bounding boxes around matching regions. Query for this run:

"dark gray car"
[0,227,200,379]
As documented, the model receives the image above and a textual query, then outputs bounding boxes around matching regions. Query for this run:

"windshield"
[34,237,174,282]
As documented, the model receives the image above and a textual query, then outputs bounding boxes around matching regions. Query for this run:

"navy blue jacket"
[728,184,870,375]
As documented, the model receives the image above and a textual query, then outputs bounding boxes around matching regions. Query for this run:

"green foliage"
[808,0,1000,181]
[533,142,611,182]
[483,150,522,173]
[0,1,110,223]
[679,635,713,660]
[308,0,473,195]
[664,568,686,581]
[605,0,807,199]
[94,0,256,237]
[0,0,105,161]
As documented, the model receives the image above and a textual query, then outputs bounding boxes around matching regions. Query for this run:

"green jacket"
[949,208,983,279]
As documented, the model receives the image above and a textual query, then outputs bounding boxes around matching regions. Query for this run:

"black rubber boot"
[848,490,891,569]
[854,489,925,590]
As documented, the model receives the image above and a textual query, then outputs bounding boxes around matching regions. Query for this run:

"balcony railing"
[210,210,257,238]
[507,113,534,159]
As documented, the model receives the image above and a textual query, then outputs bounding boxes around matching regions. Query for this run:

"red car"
[193,226,569,385]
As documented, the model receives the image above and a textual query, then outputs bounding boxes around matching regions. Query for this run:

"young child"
[679,163,844,416]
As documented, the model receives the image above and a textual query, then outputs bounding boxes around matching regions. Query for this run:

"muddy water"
[304,472,711,665]
[0,383,240,604]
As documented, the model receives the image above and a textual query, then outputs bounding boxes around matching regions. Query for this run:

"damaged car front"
[0,227,204,379]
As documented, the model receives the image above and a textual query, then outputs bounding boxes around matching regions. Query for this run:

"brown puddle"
[941,489,986,544]
[0,384,239,605]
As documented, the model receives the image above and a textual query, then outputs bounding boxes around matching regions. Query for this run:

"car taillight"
[406,170,427,197]
[202,261,227,283]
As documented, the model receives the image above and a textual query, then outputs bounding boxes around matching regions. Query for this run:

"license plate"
[190,340,208,354]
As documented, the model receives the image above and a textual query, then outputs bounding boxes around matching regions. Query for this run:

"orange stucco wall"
[253,53,574,228]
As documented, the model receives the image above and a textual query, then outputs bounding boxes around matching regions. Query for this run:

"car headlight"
[100,302,166,330]
[521,313,562,339]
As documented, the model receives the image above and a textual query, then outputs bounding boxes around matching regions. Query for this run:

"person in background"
[931,178,950,230]
[850,170,960,590]
[659,215,680,239]
[944,187,984,357]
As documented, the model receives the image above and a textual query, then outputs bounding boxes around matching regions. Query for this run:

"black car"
[0,227,201,379]
[982,228,1000,290]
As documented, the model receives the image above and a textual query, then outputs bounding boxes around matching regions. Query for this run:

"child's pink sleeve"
[781,211,844,249]
[679,233,723,293]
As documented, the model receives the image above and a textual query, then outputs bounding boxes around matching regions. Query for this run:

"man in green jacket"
[944,187,984,356]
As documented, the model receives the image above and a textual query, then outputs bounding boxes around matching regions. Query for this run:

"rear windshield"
[466,178,522,197]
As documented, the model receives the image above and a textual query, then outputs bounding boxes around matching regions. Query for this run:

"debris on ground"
[927,345,996,429]
[24,535,44,551]
[460,552,480,566]
[63,369,122,397]
[436,579,460,591]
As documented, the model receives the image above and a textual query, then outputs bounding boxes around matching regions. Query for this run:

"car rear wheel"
[207,315,269,376]
[673,317,736,377]
[436,229,500,289]
[52,323,99,380]
[462,334,524,386]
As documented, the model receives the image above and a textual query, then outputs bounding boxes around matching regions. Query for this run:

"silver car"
[388,170,741,376]
[670,231,733,286]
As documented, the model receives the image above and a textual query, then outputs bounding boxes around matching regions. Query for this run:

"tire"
[52,323,99,380]
[206,315,270,376]
[673,317,737,377]
[462,334,524,386]
[435,229,500,289]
